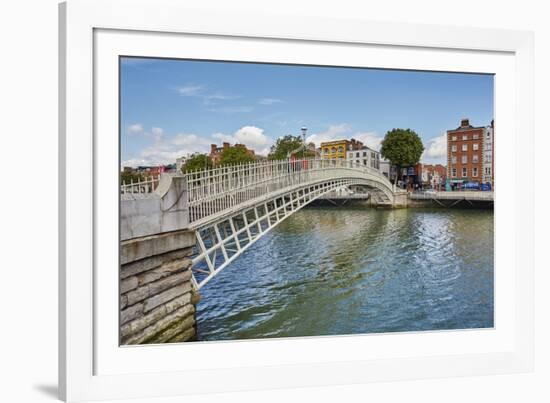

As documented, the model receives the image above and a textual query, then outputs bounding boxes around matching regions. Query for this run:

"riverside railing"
[184,158,394,224]
[120,175,160,194]
[410,191,494,200]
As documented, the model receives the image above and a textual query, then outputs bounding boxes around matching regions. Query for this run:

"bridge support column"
[392,193,408,208]
[120,229,199,344]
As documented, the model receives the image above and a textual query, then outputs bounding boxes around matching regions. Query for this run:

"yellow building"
[320,139,363,159]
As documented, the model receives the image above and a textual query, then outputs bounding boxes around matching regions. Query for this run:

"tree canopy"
[219,146,256,165]
[380,128,424,170]
[121,171,145,184]
[182,153,213,172]
[268,135,303,160]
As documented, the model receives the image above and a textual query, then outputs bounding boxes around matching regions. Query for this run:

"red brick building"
[447,119,486,189]
[421,164,447,189]
[210,142,255,164]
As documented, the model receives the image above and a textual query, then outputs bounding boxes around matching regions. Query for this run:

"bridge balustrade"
[183,158,393,224]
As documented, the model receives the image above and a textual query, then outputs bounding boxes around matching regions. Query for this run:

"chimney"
[223,142,230,149]
[210,144,217,154]
[460,118,470,127]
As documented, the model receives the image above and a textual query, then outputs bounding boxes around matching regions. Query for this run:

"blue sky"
[120,57,493,167]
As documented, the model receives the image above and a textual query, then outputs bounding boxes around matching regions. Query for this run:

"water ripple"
[196,207,494,340]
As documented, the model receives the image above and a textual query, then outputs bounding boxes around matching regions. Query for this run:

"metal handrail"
[184,158,395,224]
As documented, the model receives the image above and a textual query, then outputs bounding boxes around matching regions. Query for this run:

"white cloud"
[207,106,253,114]
[306,123,352,145]
[234,126,271,149]
[123,131,212,167]
[353,132,384,151]
[306,123,383,151]
[177,83,239,106]
[258,98,283,105]
[422,133,447,164]
[202,93,240,104]
[127,123,144,134]
[213,126,271,155]
[123,125,274,166]
[177,84,204,96]
[151,127,164,141]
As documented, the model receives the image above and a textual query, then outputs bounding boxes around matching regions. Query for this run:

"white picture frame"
[59,0,534,401]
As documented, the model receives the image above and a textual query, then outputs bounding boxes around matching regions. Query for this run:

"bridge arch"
[121,158,402,290]
[185,159,399,289]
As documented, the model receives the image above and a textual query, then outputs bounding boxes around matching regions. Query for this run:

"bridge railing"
[185,158,393,224]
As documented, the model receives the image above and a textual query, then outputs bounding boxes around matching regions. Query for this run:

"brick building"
[421,164,447,189]
[447,118,493,189]
[482,120,494,186]
[209,142,255,164]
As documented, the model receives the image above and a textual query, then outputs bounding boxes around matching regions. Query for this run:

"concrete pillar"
[120,229,199,344]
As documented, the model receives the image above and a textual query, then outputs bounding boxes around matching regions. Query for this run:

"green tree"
[182,153,213,172]
[120,171,144,184]
[220,146,256,165]
[380,128,424,185]
[268,135,303,160]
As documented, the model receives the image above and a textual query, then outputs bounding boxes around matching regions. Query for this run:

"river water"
[195,206,494,341]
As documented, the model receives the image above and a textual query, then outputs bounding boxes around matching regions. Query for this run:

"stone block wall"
[120,229,199,345]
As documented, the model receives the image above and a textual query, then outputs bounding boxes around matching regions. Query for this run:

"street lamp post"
[301,126,307,159]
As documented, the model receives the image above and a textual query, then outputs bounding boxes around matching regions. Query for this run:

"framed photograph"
[59,0,534,401]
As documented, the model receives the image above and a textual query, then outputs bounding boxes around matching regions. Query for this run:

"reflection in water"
[196,207,494,341]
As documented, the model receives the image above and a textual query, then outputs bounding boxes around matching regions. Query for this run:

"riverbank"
[310,197,494,209]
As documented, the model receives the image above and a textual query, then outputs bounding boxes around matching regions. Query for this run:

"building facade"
[446,118,486,188]
[210,142,255,164]
[421,164,447,189]
[379,159,391,179]
[346,146,380,169]
[320,138,364,160]
[482,120,494,186]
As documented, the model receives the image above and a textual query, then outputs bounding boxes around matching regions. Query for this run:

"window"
[473,167,478,177]
[451,156,457,164]
[473,134,479,139]
[485,167,491,175]
[486,143,492,151]
[473,143,479,151]
[473,154,479,163]
[452,168,457,177]
[451,145,457,152]
[451,135,457,141]
[323,148,328,154]
[331,147,336,154]
[485,155,492,163]
[363,152,367,157]
[462,167,467,177]
[461,155,467,164]
[363,160,367,165]
[338,146,344,153]
[356,152,360,158]
[462,134,468,140]
[462,144,468,151]
[356,160,360,165]
[371,152,376,158]
[487,132,491,138]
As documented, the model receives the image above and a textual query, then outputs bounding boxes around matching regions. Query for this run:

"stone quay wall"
[120,229,199,345]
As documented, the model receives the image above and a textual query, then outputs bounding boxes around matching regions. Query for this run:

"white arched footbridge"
[121,158,405,290]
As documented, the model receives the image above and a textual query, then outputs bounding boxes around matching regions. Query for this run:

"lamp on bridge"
[301,126,308,158]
